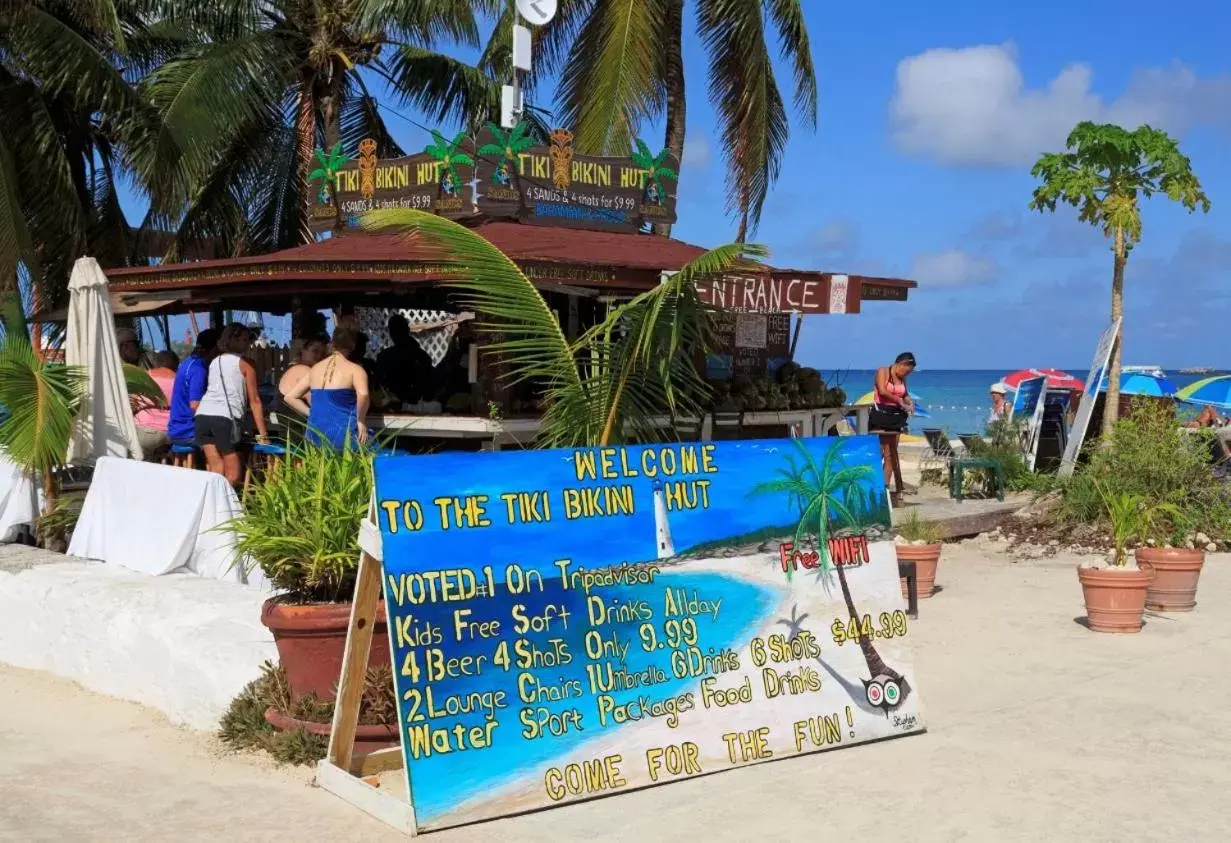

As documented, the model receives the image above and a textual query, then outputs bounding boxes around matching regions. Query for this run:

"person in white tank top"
[194,323,269,486]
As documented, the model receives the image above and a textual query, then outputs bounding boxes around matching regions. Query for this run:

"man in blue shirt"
[167,328,219,445]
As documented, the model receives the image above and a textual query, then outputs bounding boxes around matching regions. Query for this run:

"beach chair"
[957,433,982,454]
[919,428,955,481]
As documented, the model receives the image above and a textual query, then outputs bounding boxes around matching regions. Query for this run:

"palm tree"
[362,207,765,447]
[477,121,536,182]
[0,0,161,305]
[134,0,501,259]
[528,0,817,239]
[423,129,473,196]
[630,139,679,206]
[753,438,911,702]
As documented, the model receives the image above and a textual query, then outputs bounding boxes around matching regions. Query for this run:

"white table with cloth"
[68,457,266,587]
[0,454,41,543]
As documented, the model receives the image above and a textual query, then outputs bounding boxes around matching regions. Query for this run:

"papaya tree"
[1029,122,1209,437]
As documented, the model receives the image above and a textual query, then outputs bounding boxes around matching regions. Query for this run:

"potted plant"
[894,510,943,598]
[1077,484,1174,633]
[1135,516,1205,612]
[227,440,387,702]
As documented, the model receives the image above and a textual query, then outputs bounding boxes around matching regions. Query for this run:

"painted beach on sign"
[373,437,927,831]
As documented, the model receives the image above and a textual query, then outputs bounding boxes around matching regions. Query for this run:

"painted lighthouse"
[652,479,675,559]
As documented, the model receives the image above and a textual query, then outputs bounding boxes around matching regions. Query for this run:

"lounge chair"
[957,433,982,454]
[920,428,957,475]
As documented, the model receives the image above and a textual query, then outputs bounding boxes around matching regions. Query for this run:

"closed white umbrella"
[65,257,143,462]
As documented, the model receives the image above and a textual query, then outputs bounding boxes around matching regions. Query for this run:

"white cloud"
[889,44,1231,166]
[813,219,860,257]
[682,134,711,168]
[911,249,997,287]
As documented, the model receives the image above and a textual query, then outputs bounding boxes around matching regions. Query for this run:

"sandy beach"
[4,542,1229,842]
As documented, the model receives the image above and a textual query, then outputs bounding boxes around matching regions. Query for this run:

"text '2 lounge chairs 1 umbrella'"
[1176,375,1231,410]
[65,257,144,463]
[1002,368,1085,392]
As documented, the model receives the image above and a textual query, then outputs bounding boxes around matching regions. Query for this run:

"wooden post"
[788,314,804,360]
[317,497,417,832]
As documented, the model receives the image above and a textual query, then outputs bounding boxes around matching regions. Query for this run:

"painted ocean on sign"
[374,436,927,831]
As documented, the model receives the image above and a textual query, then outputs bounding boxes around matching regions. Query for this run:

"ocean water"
[827,369,1224,437]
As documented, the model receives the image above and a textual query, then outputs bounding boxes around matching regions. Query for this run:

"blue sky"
[122,0,1231,369]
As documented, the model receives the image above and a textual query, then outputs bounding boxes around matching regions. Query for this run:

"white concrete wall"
[0,559,276,730]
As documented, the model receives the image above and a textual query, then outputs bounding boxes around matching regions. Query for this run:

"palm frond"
[554,0,668,154]
[0,331,84,477]
[764,0,818,127]
[378,45,496,131]
[697,0,789,237]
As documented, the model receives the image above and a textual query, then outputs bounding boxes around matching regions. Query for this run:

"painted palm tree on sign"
[309,143,351,230]
[752,438,911,703]
[514,0,816,238]
[477,121,536,184]
[425,130,474,196]
[630,139,679,206]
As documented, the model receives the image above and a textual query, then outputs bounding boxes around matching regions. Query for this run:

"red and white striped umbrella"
[1001,368,1085,392]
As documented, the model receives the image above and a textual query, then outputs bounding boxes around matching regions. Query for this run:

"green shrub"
[965,417,1038,492]
[1055,399,1230,541]
[225,440,373,602]
[219,661,397,766]
[895,509,944,543]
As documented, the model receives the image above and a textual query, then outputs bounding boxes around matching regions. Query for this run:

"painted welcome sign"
[374,437,927,831]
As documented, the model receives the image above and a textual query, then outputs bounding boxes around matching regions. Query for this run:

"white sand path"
[3,545,1230,841]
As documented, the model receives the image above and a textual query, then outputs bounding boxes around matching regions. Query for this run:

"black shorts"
[195,415,240,455]
[868,405,909,433]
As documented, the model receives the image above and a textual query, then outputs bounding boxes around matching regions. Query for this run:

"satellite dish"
[516,0,557,26]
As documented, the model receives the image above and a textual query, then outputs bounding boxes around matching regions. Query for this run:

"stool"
[242,442,287,498]
[164,443,197,470]
[948,458,1006,503]
[876,432,906,506]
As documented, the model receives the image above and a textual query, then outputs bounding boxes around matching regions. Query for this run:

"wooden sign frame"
[316,500,417,834]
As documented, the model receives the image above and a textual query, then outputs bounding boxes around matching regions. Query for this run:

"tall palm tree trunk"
[653,0,686,238]
[1100,226,1127,440]
[320,91,345,233]
[835,555,911,700]
[294,90,316,243]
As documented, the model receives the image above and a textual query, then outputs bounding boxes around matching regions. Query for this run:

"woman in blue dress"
[283,327,370,449]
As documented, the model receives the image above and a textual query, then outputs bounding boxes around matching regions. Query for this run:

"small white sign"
[516,0,557,26]
[500,85,523,129]
[735,313,768,349]
[512,24,532,71]
[829,274,849,314]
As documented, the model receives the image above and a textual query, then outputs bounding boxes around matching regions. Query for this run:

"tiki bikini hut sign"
[310,123,680,235]
[474,122,680,232]
[373,436,926,831]
[308,132,476,232]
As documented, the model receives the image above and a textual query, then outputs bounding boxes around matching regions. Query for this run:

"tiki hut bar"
[101,127,917,450]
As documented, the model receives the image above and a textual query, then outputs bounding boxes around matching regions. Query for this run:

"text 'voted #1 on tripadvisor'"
[373,437,926,831]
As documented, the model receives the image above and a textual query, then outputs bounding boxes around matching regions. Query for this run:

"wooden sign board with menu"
[317,438,928,833]
[710,311,791,378]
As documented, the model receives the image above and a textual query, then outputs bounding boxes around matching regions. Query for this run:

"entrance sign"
[1059,319,1121,477]
[374,437,926,831]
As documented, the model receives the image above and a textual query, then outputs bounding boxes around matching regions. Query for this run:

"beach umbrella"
[1176,375,1231,410]
[1002,368,1085,392]
[1099,370,1177,398]
[65,257,144,462]
[853,390,931,419]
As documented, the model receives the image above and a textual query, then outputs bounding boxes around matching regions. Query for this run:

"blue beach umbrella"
[1176,375,1231,410]
[1099,371,1178,398]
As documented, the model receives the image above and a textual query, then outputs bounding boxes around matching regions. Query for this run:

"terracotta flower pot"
[1077,566,1153,633]
[264,707,398,756]
[260,598,390,702]
[896,543,942,598]
[1135,547,1205,612]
